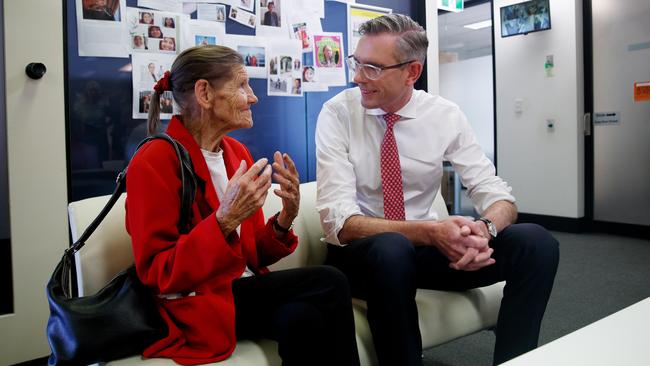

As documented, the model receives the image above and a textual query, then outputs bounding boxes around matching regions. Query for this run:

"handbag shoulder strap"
[66,133,196,256]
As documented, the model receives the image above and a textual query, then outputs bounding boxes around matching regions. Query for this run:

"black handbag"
[46,134,196,366]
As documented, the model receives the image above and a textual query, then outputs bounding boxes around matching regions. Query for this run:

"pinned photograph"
[82,0,121,21]
[261,0,280,27]
[140,11,154,24]
[141,61,162,83]
[229,6,256,29]
[312,32,346,86]
[224,34,266,78]
[269,77,288,93]
[127,8,184,55]
[160,91,174,113]
[216,4,226,22]
[196,35,217,46]
[148,25,163,39]
[292,22,310,50]
[267,38,302,96]
[239,0,254,13]
[132,34,147,50]
[132,53,176,118]
[314,36,341,68]
[279,55,294,74]
[269,56,278,75]
[138,90,153,114]
[291,78,301,95]
[158,36,176,52]
[302,65,315,82]
[163,17,175,28]
[239,46,265,67]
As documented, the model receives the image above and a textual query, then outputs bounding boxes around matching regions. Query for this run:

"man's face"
[352,33,413,113]
[268,3,275,11]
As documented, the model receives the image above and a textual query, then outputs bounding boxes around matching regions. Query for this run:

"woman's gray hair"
[147,45,244,135]
[358,13,428,64]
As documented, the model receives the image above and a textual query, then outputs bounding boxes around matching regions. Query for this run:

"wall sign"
[594,112,621,125]
[634,81,650,102]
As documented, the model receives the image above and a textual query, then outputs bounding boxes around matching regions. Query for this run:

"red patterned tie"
[380,113,405,220]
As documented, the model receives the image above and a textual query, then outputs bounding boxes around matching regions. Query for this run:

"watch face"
[487,222,497,237]
[479,217,497,238]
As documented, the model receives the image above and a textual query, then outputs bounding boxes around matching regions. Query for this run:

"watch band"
[272,212,294,233]
[475,217,497,239]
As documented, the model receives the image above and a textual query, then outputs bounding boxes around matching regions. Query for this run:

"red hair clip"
[154,71,172,93]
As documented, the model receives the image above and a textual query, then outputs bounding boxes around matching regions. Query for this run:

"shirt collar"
[364,88,418,120]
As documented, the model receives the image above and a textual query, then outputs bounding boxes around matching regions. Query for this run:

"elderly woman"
[126,45,360,365]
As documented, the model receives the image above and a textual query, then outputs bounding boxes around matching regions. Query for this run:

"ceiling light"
[463,20,492,30]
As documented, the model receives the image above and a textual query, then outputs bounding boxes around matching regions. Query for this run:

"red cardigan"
[126,117,298,365]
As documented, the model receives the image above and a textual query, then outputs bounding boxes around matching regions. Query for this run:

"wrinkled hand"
[271,151,300,229]
[216,158,272,236]
[429,216,495,271]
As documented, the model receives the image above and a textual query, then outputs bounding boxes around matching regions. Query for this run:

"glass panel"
[593,0,650,225]
[0,0,14,315]
[438,3,494,215]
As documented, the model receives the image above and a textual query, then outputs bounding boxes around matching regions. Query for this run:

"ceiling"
[438,2,493,61]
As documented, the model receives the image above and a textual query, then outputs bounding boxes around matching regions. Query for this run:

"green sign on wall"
[439,0,464,12]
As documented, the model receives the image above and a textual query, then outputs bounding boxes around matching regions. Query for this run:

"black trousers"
[232,265,360,366]
[326,223,559,366]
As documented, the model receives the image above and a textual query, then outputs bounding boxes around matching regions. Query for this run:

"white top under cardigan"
[202,148,255,277]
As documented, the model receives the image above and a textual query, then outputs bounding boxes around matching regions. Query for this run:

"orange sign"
[634,81,650,102]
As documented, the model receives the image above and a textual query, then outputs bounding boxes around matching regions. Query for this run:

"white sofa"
[68,181,504,365]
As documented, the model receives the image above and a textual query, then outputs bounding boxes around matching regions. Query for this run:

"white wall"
[493,0,584,218]
[425,0,439,94]
[440,55,494,161]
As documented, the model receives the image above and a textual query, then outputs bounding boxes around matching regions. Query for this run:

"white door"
[0,0,68,364]
[592,0,650,225]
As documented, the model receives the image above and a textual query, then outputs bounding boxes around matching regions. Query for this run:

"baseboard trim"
[517,213,650,239]
[590,220,650,239]
[517,213,587,233]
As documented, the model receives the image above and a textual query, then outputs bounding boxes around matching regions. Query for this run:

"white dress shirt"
[315,87,515,246]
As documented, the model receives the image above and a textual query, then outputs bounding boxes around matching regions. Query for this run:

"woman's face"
[142,13,152,24]
[304,67,314,81]
[150,27,162,38]
[323,46,333,60]
[148,63,155,73]
[134,36,143,47]
[160,37,175,51]
[208,65,258,131]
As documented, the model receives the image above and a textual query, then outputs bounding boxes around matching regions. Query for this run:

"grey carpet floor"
[422,231,650,366]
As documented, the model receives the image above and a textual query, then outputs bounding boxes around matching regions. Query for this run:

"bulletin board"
[65,0,418,202]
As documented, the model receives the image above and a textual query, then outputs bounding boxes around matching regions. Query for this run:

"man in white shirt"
[315,13,559,366]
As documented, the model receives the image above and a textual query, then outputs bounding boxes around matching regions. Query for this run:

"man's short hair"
[358,13,428,64]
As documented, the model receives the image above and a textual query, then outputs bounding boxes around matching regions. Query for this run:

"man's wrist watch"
[475,217,497,240]
[272,212,294,233]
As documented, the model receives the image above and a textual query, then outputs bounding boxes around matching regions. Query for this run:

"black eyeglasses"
[346,56,415,80]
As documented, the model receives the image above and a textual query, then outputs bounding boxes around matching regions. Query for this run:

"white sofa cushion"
[67,181,504,366]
